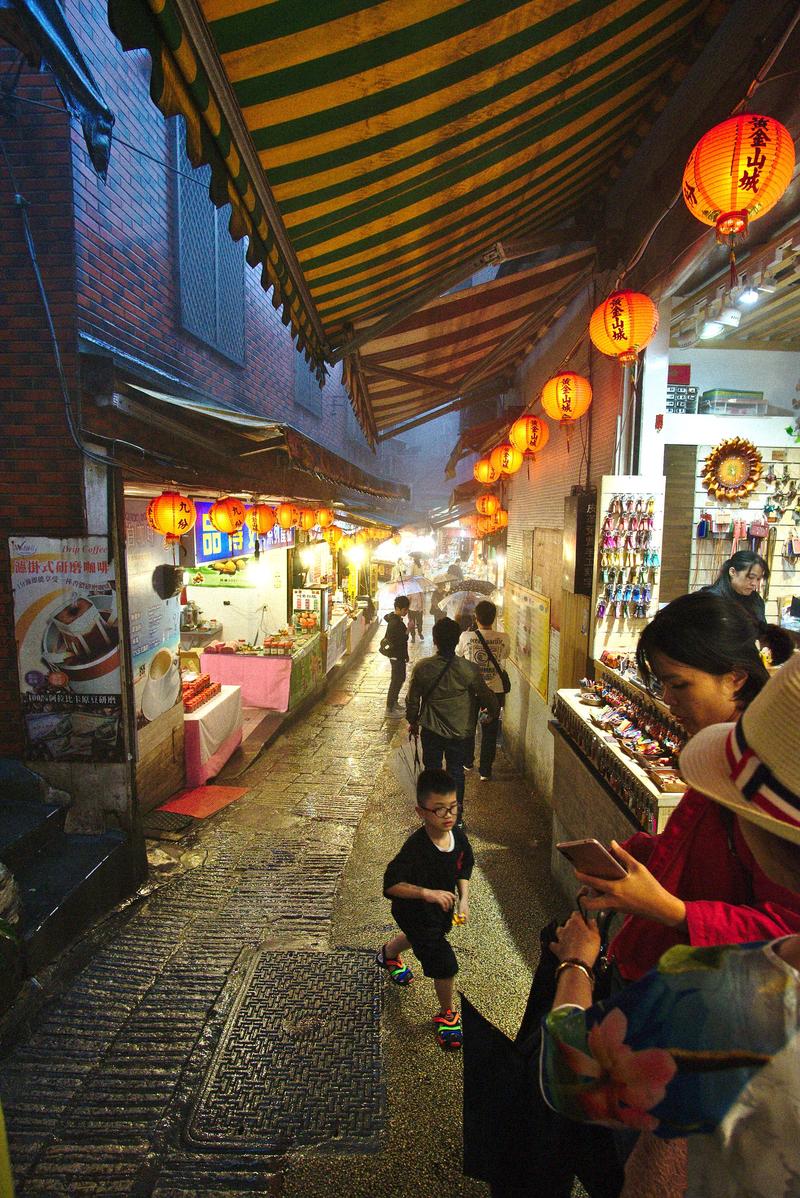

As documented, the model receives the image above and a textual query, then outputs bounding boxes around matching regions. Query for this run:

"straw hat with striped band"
[679,650,800,846]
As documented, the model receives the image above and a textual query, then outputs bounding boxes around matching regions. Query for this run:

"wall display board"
[505,582,550,699]
[9,536,124,762]
[125,500,182,756]
[531,528,563,630]
[689,442,800,624]
[591,474,666,665]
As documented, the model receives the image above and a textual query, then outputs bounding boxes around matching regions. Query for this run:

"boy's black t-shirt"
[383,826,474,933]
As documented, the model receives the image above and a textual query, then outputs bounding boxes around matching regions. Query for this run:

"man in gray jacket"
[406,618,499,826]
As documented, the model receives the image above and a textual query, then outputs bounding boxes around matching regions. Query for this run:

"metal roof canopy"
[87,379,410,502]
[107,0,730,443]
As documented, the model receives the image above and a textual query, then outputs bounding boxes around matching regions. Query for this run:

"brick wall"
[0,52,84,754]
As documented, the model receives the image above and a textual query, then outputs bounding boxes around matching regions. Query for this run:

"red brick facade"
[0,56,84,753]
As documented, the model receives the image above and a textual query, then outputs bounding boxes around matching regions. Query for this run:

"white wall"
[639,299,799,477]
[185,548,288,643]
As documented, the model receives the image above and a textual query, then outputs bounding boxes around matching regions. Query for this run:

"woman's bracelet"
[555,958,595,987]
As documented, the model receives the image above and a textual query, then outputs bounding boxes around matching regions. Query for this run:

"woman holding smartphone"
[544,651,800,1197]
[571,591,800,983]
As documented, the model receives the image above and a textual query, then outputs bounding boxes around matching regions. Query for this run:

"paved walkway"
[0,624,563,1197]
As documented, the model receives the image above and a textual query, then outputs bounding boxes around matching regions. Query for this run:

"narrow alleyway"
[0,625,562,1197]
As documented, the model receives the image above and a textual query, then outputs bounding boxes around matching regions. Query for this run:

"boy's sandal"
[433,1008,463,1050]
[376,949,413,986]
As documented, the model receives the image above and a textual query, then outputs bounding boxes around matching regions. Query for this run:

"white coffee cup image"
[140,649,180,722]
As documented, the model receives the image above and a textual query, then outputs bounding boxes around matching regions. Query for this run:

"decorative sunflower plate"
[702,438,762,501]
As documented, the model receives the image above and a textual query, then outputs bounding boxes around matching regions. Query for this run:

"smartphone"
[556,838,628,880]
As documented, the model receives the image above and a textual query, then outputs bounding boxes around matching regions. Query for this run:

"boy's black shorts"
[397,919,457,979]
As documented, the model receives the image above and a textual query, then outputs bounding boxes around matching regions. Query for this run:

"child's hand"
[423,888,455,911]
[456,898,469,923]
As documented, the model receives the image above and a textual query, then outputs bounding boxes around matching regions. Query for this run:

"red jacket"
[609,788,800,981]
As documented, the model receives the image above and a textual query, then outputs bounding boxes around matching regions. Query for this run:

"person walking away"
[406,617,498,826]
[407,587,424,642]
[376,768,474,1050]
[382,595,410,716]
[457,600,510,780]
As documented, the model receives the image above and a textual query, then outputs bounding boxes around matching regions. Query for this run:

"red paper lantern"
[476,492,500,517]
[476,514,496,536]
[247,503,275,536]
[324,525,344,547]
[494,508,509,529]
[209,496,246,534]
[589,292,658,365]
[316,507,335,528]
[540,373,594,425]
[275,502,296,530]
[490,442,524,477]
[473,456,500,486]
[146,490,197,544]
[682,114,795,241]
[297,507,316,532]
[509,413,550,455]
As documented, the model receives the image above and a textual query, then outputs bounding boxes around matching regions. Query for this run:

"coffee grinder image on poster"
[9,536,124,762]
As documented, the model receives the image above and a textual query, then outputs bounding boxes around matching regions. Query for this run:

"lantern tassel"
[729,241,738,289]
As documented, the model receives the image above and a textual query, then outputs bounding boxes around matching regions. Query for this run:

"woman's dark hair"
[432,616,461,656]
[714,550,769,589]
[636,592,768,707]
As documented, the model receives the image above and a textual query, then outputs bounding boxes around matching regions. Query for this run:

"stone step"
[16,831,134,973]
[0,800,65,875]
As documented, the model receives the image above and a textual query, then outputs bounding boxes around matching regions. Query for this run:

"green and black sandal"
[375,946,413,985]
[433,1008,463,1050]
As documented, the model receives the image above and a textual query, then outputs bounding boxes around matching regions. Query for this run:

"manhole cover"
[185,949,384,1154]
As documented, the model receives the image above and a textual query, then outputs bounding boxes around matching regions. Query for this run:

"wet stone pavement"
[0,626,564,1197]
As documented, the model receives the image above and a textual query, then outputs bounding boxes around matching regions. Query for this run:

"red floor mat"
[158,786,248,819]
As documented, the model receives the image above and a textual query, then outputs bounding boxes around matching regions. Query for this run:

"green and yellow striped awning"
[108,0,723,434]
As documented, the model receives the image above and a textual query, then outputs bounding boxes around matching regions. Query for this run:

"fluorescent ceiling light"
[699,319,724,339]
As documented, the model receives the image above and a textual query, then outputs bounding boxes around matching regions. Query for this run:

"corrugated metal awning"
[444,406,523,478]
[107,0,724,440]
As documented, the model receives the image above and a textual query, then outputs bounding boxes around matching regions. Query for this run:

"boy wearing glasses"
[376,768,474,1050]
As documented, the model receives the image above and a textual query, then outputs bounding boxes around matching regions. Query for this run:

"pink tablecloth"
[200,652,292,711]
[184,684,243,787]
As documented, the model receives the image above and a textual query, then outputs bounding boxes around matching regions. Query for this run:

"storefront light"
[699,319,724,340]
[300,546,317,568]
[347,545,367,567]
[738,286,759,306]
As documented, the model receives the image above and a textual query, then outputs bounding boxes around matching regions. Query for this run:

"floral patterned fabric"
[541,940,799,1192]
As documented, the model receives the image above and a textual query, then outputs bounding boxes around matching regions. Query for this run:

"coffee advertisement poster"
[124,500,182,757]
[9,536,124,762]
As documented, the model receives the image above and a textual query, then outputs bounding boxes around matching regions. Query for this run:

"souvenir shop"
[548,227,800,896]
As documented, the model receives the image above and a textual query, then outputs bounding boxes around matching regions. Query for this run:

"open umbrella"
[379,578,424,598]
[460,578,499,595]
[405,574,436,592]
[441,589,501,622]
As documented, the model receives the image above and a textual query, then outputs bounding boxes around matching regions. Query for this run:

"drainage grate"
[141,810,196,838]
[184,949,384,1155]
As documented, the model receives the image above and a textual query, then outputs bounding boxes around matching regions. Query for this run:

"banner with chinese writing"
[505,582,550,700]
[9,536,124,762]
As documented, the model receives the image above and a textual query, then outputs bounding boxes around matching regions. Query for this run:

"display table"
[549,688,682,900]
[201,634,323,713]
[183,684,243,787]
